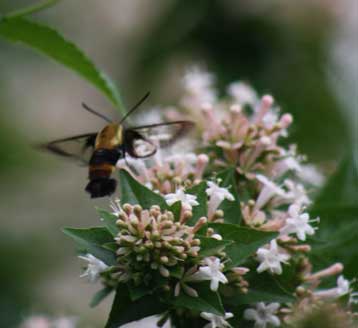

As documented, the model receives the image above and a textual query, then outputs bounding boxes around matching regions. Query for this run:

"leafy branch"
[0,15,125,114]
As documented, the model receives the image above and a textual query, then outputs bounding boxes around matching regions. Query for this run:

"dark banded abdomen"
[85,147,124,198]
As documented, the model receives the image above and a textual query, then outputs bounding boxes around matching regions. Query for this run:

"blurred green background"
[0,0,356,327]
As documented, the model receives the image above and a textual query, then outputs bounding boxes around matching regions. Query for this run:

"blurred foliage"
[310,149,358,279]
[132,0,348,161]
[0,107,34,175]
[0,17,125,114]
[0,235,57,327]
[0,1,356,327]
[3,0,60,19]
[290,303,355,328]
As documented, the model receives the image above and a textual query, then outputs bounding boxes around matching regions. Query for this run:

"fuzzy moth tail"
[85,177,117,198]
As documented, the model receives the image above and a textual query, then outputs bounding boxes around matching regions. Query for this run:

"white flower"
[120,315,171,328]
[228,81,258,106]
[244,302,281,328]
[284,180,311,206]
[256,240,290,275]
[117,157,149,179]
[78,254,108,283]
[274,156,302,178]
[314,275,350,299]
[165,153,199,176]
[181,67,216,108]
[20,316,77,328]
[20,316,51,328]
[200,312,234,328]
[336,275,350,295]
[166,152,198,165]
[183,67,214,94]
[349,292,358,305]
[255,175,287,209]
[189,257,228,291]
[110,198,122,216]
[52,317,77,328]
[297,164,325,187]
[211,233,223,240]
[280,204,315,241]
[262,110,279,129]
[164,189,199,210]
[206,181,235,218]
[206,181,235,202]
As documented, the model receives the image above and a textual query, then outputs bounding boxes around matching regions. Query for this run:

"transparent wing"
[39,133,97,165]
[124,121,194,158]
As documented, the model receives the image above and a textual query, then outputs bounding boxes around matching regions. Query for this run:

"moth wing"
[39,133,97,165]
[124,121,194,158]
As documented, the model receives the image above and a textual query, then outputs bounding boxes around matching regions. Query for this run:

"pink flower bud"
[280,113,293,128]
[305,262,344,281]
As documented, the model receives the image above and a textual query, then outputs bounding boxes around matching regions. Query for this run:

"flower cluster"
[65,67,356,328]
[19,315,77,328]
[177,68,324,277]
[117,151,209,194]
[113,204,202,284]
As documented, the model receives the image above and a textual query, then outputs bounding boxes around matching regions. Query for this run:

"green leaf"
[310,151,358,278]
[90,286,113,308]
[106,287,166,328]
[169,266,183,279]
[209,223,277,268]
[171,283,224,316]
[216,167,242,224]
[4,0,61,19]
[118,169,167,209]
[223,268,296,305]
[128,283,153,301]
[169,201,182,221]
[96,207,119,237]
[63,227,116,265]
[187,181,208,225]
[199,237,233,257]
[63,226,113,245]
[0,17,125,114]
[312,151,358,215]
[102,242,118,252]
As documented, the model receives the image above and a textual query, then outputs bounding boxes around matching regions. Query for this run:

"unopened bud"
[129,215,139,226]
[151,231,160,240]
[116,220,127,228]
[207,228,214,235]
[181,210,193,224]
[161,221,173,229]
[214,209,224,218]
[230,104,242,114]
[305,263,344,281]
[295,286,306,297]
[262,95,274,108]
[133,205,142,216]
[123,203,132,214]
[173,177,182,185]
[159,266,170,277]
[280,113,293,128]
[144,240,153,249]
[160,256,169,264]
[192,217,207,233]
[162,284,171,292]
[191,239,201,246]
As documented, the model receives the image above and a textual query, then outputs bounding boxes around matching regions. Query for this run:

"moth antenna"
[119,92,150,124]
[82,102,112,123]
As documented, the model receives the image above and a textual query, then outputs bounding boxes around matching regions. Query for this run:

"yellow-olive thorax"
[95,123,123,150]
